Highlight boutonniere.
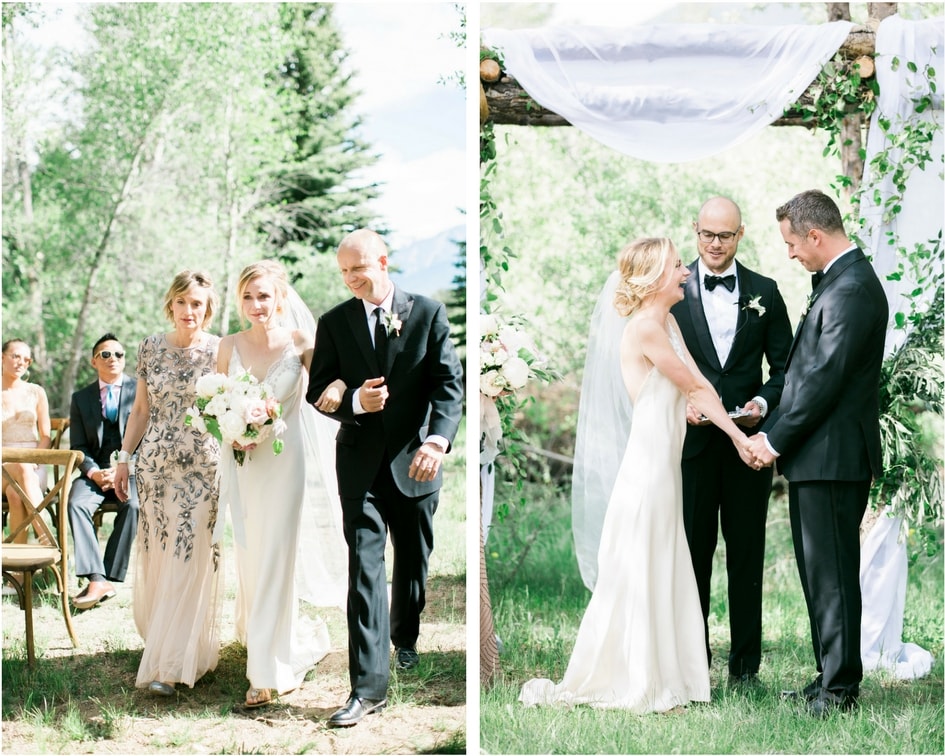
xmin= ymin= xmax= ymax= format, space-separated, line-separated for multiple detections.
xmin=738 ymin=294 xmax=766 ymax=317
xmin=799 ymin=292 xmax=819 ymax=321
xmin=384 ymin=311 xmax=402 ymax=337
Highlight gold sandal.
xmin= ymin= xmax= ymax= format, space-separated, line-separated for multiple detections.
xmin=245 ymin=687 xmax=272 ymax=708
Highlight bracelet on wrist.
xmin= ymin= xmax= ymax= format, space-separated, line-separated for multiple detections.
xmin=116 ymin=451 xmax=132 ymax=464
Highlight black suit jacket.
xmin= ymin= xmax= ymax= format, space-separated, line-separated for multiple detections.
xmin=69 ymin=374 xmax=138 ymax=477
xmin=306 ymin=286 xmax=465 ymax=500
xmin=671 ymin=260 xmax=793 ymax=458
xmin=763 ymin=248 xmax=887 ymax=482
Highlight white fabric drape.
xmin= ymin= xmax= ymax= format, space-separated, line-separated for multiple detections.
xmin=856 ymin=15 xmax=942 ymax=680
xmin=481 ymin=22 xmax=851 ymax=163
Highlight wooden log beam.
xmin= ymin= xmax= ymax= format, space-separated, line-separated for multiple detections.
xmin=482 ymin=26 xmax=877 ymax=129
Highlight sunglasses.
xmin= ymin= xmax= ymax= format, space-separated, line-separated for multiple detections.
xmin=95 ymin=350 xmax=125 ymax=360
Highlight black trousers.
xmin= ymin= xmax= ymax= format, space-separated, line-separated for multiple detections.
xmin=341 ymin=460 xmax=437 ymax=700
xmin=682 ymin=435 xmax=772 ymax=675
xmin=789 ymin=479 xmax=869 ymax=697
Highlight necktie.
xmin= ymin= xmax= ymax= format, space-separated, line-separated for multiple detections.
xmin=104 ymin=384 xmax=119 ymax=423
xmin=373 ymin=307 xmax=388 ymax=367
xmin=704 ymin=274 xmax=736 ymax=292
xmin=811 ymin=271 xmax=825 ymax=290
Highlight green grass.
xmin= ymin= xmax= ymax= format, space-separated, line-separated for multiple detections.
xmin=2 ymin=417 xmax=467 ymax=754
xmin=482 ymin=477 xmax=945 ymax=754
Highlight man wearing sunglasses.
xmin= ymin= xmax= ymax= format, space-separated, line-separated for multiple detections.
xmin=68 ymin=333 xmax=139 ymax=610
xmin=670 ymin=196 xmax=793 ymax=686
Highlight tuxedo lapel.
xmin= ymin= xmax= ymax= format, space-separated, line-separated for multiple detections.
xmin=343 ymin=298 xmax=381 ymax=375
xmin=724 ymin=262 xmax=751 ymax=370
xmin=785 ymin=248 xmax=864 ymax=368
xmin=685 ymin=262 xmax=723 ymax=372
xmin=383 ymin=287 xmax=415 ymax=374
xmin=118 ymin=376 xmax=134 ymax=434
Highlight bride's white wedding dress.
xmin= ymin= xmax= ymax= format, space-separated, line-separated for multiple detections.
xmin=521 ymin=327 xmax=710 ymax=712
xmin=228 ymin=342 xmax=344 ymax=694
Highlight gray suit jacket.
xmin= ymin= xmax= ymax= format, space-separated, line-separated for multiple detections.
xmin=763 ymin=249 xmax=887 ymax=482
xmin=69 ymin=375 xmax=138 ymax=477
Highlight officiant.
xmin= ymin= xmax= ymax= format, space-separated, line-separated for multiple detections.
xmin=670 ymin=196 xmax=793 ymax=684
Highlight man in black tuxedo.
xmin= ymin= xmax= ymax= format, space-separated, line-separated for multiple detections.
xmin=68 ymin=333 xmax=139 ymax=610
xmin=749 ymin=189 xmax=887 ymax=716
xmin=307 ymin=229 xmax=464 ymax=727
xmin=671 ymin=197 xmax=793 ymax=684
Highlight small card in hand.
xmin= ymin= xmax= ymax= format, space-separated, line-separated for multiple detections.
xmin=700 ymin=406 xmax=752 ymax=422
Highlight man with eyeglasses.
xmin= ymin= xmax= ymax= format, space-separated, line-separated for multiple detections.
xmin=670 ymin=196 xmax=793 ymax=686
xmin=68 ymin=333 xmax=139 ymax=610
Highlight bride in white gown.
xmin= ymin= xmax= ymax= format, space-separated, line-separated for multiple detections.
xmin=521 ymin=237 xmax=756 ymax=712
xmin=217 ymin=260 xmax=347 ymax=708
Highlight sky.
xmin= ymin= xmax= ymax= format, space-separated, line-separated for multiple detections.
xmin=19 ymin=2 xmax=466 ymax=250
xmin=333 ymin=3 xmax=465 ymax=248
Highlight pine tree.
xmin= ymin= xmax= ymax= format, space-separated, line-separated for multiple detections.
xmin=258 ymin=3 xmax=382 ymax=268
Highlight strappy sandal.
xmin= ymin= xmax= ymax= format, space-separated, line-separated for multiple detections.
xmin=245 ymin=687 xmax=272 ymax=708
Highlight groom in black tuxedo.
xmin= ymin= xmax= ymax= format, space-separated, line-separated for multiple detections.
xmin=749 ymin=189 xmax=887 ymax=716
xmin=671 ymin=197 xmax=793 ymax=683
xmin=307 ymin=228 xmax=464 ymax=727
xmin=68 ymin=333 xmax=139 ymax=610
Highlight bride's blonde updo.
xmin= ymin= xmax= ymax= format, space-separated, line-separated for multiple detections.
xmin=613 ymin=237 xmax=676 ymax=317
xmin=236 ymin=259 xmax=290 ymax=325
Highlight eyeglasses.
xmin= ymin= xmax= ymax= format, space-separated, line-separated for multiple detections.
xmin=95 ymin=350 xmax=125 ymax=360
xmin=697 ymin=229 xmax=739 ymax=244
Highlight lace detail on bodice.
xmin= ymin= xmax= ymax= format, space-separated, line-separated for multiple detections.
xmin=231 ymin=341 xmax=303 ymax=412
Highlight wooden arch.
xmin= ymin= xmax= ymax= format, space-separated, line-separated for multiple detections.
xmin=479 ymin=3 xmax=899 ymax=191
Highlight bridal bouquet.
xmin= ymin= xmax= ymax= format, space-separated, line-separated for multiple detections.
xmin=185 ymin=370 xmax=285 ymax=465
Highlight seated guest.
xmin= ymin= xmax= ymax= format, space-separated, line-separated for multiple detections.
xmin=68 ymin=333 xmax=139 ymax=610
xmin=2 ymin=338 xmax=51 ymax=544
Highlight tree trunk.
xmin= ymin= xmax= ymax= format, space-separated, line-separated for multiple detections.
xmin=59 ymin=135 xmax=152 ymax=410
xmin=482 ymin=26 xmax=878 ymax=128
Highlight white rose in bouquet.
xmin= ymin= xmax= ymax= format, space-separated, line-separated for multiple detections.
xmin=502 ymin=356 xmax=530 ymax=389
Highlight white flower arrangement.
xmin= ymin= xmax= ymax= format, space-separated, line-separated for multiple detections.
xmin=479 ymin=313 xmax=546 ymax=397
xmin=185 ymin=370 xmax=286 ymax=465
xmin=480 ymin=312 xmax=554 ymax=466
xmin=384 ymin=311 xmax=403 ymax=337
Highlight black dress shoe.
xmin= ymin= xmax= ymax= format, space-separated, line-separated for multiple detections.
xmin=328 ymin=696 xmax=387 ymax=727
xmin=727 ymin=672 xmax=760 ymax=688
xmin=780 ymin=676 xmax=822 ymax=701
xmin=395 ymin=646 xmax=419 ymax=670
xmin=808 ymin=690 xmax=858 ymax=718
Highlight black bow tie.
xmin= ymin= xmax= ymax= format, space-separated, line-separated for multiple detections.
xmin=811 ymin=271 xmax=825 ymax=290
xmin=704 ymin=274 xmax=736 ymax=292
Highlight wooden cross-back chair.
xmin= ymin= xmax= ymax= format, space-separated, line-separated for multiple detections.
xmin=2 ymin=447 xmax=84 ymax=667
xmin=1 ymin=417 xmax=70 ymax=532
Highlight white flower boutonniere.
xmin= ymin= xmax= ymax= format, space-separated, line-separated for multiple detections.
xmin=740 ymin=294 xmax=766 ymax=317
xmin=384 ymin=311 xmax=402 ymax=337
xmin=800 ymin=292 xmax=819 ymax=321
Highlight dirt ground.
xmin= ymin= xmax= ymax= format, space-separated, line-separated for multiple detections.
xmin=2 ymin=549 xmax=467 ymax=755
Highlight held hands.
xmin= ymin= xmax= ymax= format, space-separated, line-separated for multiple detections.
xmin=358 ymin=377 xmax=388 ymax=413
xmin=409 ymin=441 xmax=445 ymax=483
xmin=746 ymin=434 xmax=776 ymax=470
xmin=92 ymin=467 xmax=116 ymax=493
xmin=314 ymin=378 xmax=347 ymax=413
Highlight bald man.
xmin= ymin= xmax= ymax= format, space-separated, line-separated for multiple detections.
xmin=670 ymin=197 xmax=793 ymax=684
xmin=307 ymin=229 xmax=464 ymax=726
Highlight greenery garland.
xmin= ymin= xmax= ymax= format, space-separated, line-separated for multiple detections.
xmin=803 ymin=52 xmax=943 ymax=556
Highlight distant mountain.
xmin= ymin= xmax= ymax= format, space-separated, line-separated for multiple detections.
xmin=389 ymin=225 xmax=465 ymax=298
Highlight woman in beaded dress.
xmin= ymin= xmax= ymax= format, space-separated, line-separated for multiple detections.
xmin=114 ymin=270 xmax=222 ymax=696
